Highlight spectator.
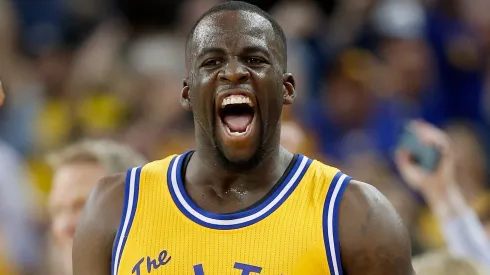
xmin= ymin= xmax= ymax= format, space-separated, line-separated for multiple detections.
xmin=0 ymin=81 xmax=42 ymax=275
xmin=46 ymin=140 xmax=146 ymax=275
xmin=396 ymin=120 xmax=490 ymax=266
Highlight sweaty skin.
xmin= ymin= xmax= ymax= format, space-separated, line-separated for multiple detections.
xmin=73 ymin=9 xmax=415 ymax=275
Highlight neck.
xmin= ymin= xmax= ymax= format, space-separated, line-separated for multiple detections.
xmin=187 ymin=143 xmax=293 ymax=195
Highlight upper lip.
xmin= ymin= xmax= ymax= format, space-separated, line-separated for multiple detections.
xmin=216 ymin=87 xmax=257 ymax=112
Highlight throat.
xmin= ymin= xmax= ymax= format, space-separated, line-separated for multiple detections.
xmin=181 ymin=149 xmax=297 ymax=214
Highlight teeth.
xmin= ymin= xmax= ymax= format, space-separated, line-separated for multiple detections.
xmin=221 ymin=95 xmax=253 ymax=108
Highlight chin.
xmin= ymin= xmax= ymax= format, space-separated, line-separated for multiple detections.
xmin=223 ymin=149 xmax=256 ymax=163
xmin=216 ymin=143 xmax=263 ymax=172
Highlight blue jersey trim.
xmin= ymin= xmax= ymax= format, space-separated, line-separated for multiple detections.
xmin=333 ymin=175 xmax=350 ymax=274
xmin=175 ymin=151 xmax=303 ymax=220
xmin=111 ymin=166 xmax=142 ymax=275
xmin=111 ymin=169 xmax=132 ymax=275
xmin=167 ymin=151 xmax=312 ymax=230
xmin=119 ymin=167 xmax=141 ymax=266
xmin=322 ymin=171 xmax=351 ymax=275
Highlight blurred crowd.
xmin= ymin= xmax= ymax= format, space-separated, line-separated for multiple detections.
xmin=1 ymin=0 xmax=490 ymax=274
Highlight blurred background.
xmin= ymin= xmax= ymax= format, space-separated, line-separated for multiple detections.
xmin=1 ymin=0 xmax=490 ymax=274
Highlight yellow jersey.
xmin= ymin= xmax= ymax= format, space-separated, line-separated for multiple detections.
xmin=112 ymin=151 xmax=351 ymax=275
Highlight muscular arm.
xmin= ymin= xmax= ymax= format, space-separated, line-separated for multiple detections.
xmin=339 ymin=180 xmax=415 ymax=274
xmin=73 ymin=174 xmax=125 ymax=275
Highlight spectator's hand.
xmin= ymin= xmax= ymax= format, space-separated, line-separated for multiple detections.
xmin=395 ymin=121 xmax=457 ymax=202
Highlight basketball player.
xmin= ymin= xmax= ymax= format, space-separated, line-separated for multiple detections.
xmin=73 ymin=1 xmax=415 ymax=274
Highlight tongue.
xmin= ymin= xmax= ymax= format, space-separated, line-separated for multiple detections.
xmin=222 ymin=114 xmax=253 ymax=132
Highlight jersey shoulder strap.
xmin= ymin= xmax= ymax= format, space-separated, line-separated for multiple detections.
xmin=312 ymin=160 xmax=352 ymax=275
xmin=111 ymin=154 xmax=177 ymax=275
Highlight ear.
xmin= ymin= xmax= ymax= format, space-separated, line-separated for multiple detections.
xmin=181 ymin=78 xmax=192 ymax=111
xmin=282 ymin=73 xmax=296 ymax=105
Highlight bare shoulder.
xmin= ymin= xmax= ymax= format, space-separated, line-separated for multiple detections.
xmin=73 ymin=173 xmax=126 ymax=275
xmin=339 ymin=180 xmax=415 ymax=275
xmin=81 ymin=173 xmax=126 ymax=228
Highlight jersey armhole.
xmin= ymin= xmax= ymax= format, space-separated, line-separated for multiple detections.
xmin=111 ymin=166 xmax=142 ymax=275
xmin=322 ymin=171 xmax=352 ymax=275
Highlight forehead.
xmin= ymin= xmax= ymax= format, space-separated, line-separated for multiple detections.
xmin=49 ymin=162 xmax=107 ymax=205
xmin=191 ymin=10 xmax=277 ymax=55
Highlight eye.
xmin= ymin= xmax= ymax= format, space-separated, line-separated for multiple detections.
xmin=202 ymin=59 xmax=223 ymax=68
xmin=244 ymin=57 xmax=265 ymax=64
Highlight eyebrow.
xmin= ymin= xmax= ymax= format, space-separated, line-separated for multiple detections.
xmin=196 ymin=47 xmax=227 ymax=61
xmin=242 ymin=45 xmax=271 ymax=59
xmin=196 ymin=45 xmax=272 ymax=61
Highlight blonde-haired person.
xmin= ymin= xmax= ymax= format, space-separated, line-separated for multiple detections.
xmin=413 ymin=251 xmax=489 ymax=275
xmin=47 ymin=140 xmax=146 ymax=275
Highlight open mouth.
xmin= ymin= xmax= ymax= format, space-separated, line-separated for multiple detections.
xmin=218 ymin=94 xmax=255 ymax=136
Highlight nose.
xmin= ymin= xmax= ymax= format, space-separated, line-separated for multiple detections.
xmin=218 ymin=58 xmax=250 ymax=84
xmin=52 ymin=213 xmax=78 ymax=244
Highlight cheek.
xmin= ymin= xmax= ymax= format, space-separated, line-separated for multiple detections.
xmin=190 ymin=75 xmax=216 ymax=125
xmin=272 ymin=80 xmax=286 ymax=113
xmin=258 ymin=69 xmax=281 ymax=89
xmin=258 ymin=79 xmax=283 ymax=120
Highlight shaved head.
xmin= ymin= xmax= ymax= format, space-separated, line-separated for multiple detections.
xmin=186 ymin=1 xmax=287 ymax=71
